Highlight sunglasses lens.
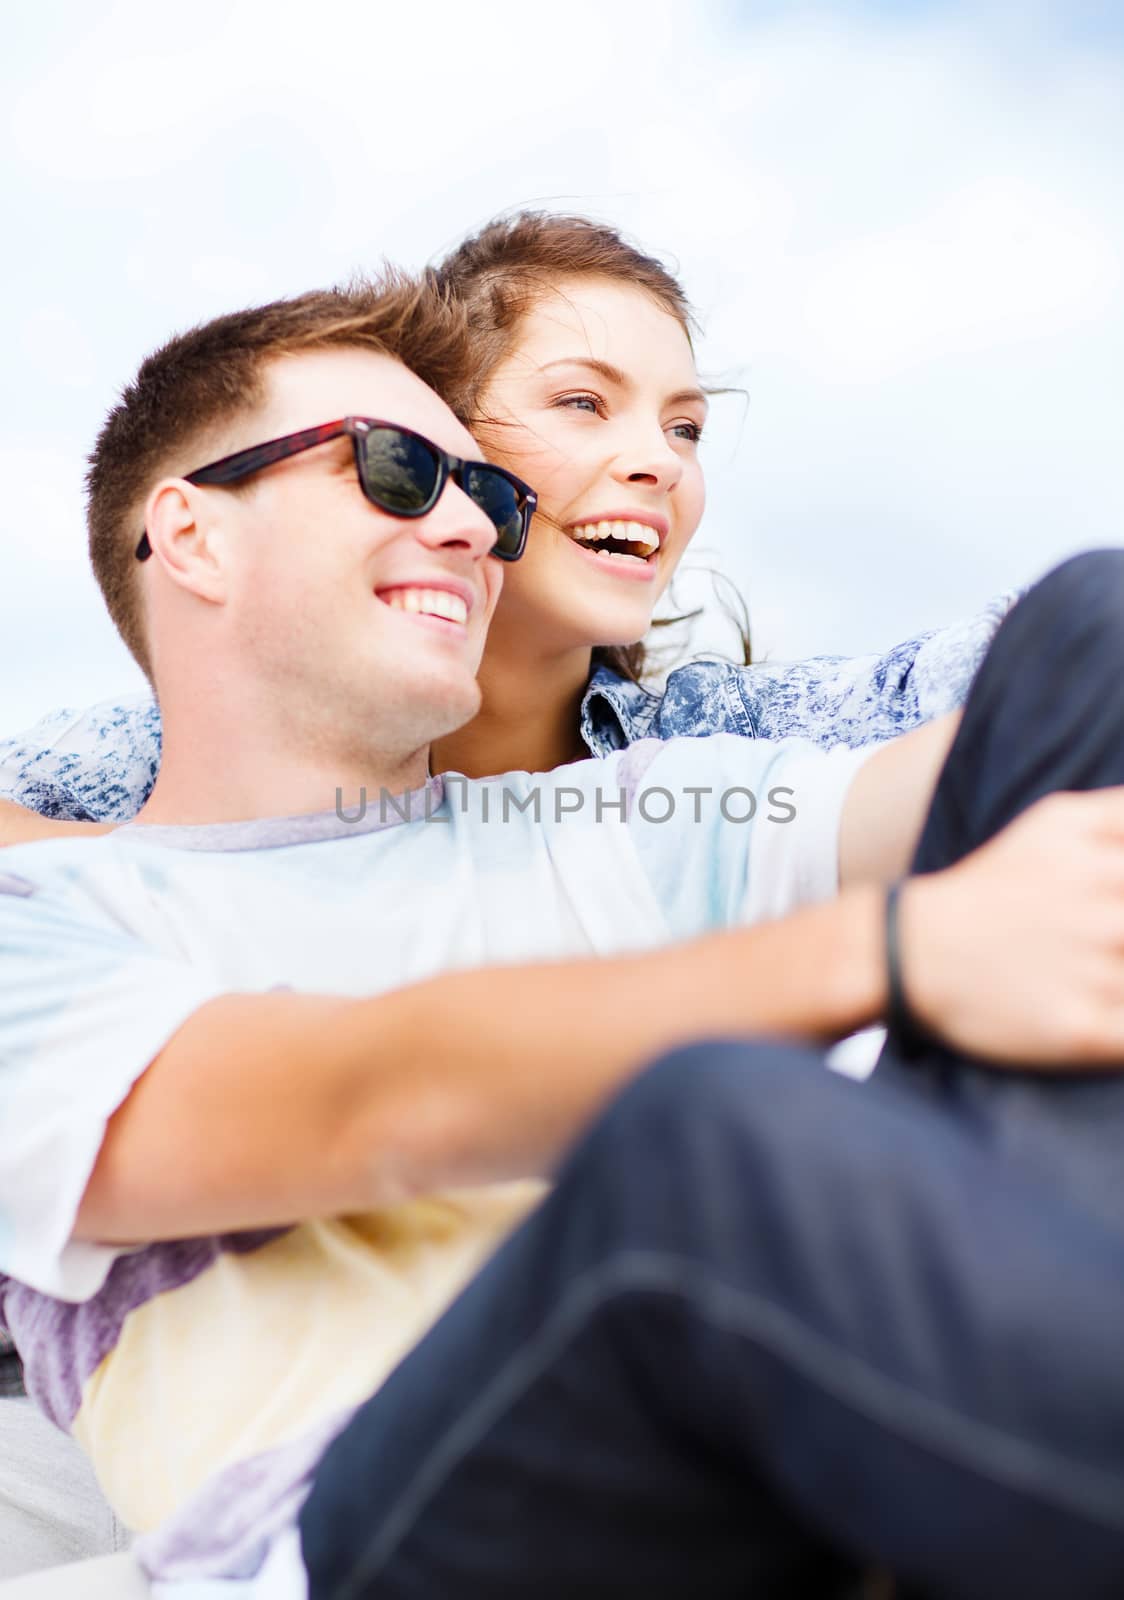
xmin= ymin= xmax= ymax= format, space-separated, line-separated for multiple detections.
xmin=360 ymin=428 xmax=441 ymax=514
xmin=463 ymin=467 xmax=527 ymax=559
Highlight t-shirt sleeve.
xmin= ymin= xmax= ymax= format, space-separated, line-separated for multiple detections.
xmin=0 ymin=868 xmax=226 ymax=1301
xmin=0 ymin=696 xmax=162 ymax=822
xmin=602 ymin=733 xmax=878 ymax=937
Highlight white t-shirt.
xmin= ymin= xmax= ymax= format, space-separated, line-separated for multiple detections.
xmin=0 ymin=733 xmax=871 ymax=1594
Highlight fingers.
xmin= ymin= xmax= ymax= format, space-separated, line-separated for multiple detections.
xmin=1033 ymin=787 xmax=1124 ymax=841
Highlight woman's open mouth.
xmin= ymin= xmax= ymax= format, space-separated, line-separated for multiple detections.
xmin=563 ymin=520 xmax=661 ymax=576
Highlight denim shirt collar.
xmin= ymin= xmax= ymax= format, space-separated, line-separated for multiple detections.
xmin=579 ymin=665 xmax=661 ymax=756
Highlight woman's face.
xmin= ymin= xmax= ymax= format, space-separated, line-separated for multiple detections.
xmin=472 ymin=277 xmax=707 ymax=655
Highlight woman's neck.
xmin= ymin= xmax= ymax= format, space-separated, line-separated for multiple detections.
xmin=433 ymin=642 xmax=594 ymax=779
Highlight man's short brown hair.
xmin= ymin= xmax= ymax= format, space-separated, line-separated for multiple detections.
xmin=87 ymin=270 xmax=469 ymax=685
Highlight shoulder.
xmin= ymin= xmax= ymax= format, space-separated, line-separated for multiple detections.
xmin=583 ymin=661 xmax=754 ymax=749
xmin=596 ymin=729 xmax=855 ymax=798
xmin=0 ymin=832 xmax=129 ymax=908
xmin=655 ymin=661 xmax=755 ymax=737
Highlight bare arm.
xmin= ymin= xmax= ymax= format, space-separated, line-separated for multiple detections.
xmin=75 ymin=885 xmax=887 ymax=1244
xmin=0 ymin=799 xmax=113 ymax=844
xmin=838 ymin=712 xmax=960 ymax=888
xmin=74 ymin=776 xmax=1124 ymax=1249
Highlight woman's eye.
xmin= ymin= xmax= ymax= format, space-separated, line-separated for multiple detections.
xmin=670 ymin=420 xmax=704 ymax=444
xmin=555 ymin=393 xmax=602 ymax=415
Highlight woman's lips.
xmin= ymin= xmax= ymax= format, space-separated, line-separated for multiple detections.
xmin=560 ymin=514 xmax=665 ymax=582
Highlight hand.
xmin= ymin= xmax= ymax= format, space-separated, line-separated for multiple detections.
xmin=903 ymin=789 xmax=1124 ymax=1066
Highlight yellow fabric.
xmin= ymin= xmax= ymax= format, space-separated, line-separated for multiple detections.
xmin=72 ymin=1182 xmax=546 ymax=1530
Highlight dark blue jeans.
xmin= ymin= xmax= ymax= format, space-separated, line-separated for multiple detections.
xmin=301 ymin=553 xmax=1124 ymax=1599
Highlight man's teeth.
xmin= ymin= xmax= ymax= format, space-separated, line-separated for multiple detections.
xmin=383 ymin=588 xmax=468 ymax=624
xmin=568 ymin=520 xmax=660 ymax=557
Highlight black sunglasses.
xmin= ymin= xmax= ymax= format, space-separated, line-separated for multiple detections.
xmin=135 ymin=416 xmax=536 ymax=563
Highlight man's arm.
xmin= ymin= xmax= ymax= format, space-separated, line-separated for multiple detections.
xmin=76 ymin=782 xmax=1124 ymax=1246
xmin=0 ymin=799 xmax=112 ymax=843
xmin=74 ymin=886 xmax=887 ymax=1244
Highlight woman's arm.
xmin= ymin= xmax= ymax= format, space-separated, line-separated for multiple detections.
xmin=0 ymin=695 xmax=161 ymax=835
xmin=735 ymin=593 xmax=1020 ymax=747
xmin=0 ymin=799 xmax=113 ymax=844
xmin=839 ymin=713 xmax=960 ymax=887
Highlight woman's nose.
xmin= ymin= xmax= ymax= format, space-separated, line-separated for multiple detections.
xmin=611 ymin=428 xmax=683 ymax=493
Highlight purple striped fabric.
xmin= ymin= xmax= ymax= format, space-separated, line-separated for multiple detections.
xmin=134 ymin=1406 xmax=355 ymax=1582
xmin=0 ymin=1229 xmax=287 ymax=1427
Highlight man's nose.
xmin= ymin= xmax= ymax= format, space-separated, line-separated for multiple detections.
xmin=413 ymin=480 xmax=499 ymax=560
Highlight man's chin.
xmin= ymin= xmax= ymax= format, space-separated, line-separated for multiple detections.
xmin=419 ymin=675 xmax=483 ymax=744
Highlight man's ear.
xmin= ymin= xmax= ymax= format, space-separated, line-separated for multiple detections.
xmin=141 ymin=479 xmax=229 ymax=603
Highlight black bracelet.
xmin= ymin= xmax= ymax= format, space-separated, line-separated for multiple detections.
xmin=885 ymin=881 xmax=935 ymax=1059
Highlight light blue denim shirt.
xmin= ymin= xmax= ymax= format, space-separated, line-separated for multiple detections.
xmin=0 ymin=594 xmax=1016 ymax=825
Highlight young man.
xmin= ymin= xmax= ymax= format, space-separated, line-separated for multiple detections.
xmin=1 ymin=277 xmax=1123 ymax=1600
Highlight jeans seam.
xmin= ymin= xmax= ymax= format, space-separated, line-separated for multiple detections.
xmin=324 ymin=1248 xmax=1124 ymax=1598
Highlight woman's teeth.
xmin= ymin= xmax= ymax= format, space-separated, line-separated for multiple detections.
xmin=567 ymin=520 xmax=660 ymax=559
xmin=383 ymin=588 xmax=468 ymax=624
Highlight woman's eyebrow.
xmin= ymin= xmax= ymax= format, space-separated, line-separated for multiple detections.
xmin=539 ymin=356 xmax=628 ymax=386
xmin=538 ymin=356 xmax=708 ymax=410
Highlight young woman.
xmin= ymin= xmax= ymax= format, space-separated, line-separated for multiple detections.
xmin=0 ymin=211 xmax=1010 ymax=833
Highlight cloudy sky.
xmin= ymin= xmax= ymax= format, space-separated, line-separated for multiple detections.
xmin=2 ymin=0 xmax=1122 ymax=729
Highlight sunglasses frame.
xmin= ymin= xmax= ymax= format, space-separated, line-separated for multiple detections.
xmin=135 ymin=416 xmax=536 ymax=562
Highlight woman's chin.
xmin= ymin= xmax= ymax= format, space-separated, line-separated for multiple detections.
xmin=571 ymin=601 xmax=656 ymax=652
xmin=593 ymin=629 xmax=648 ymax=651
xmin=488 ymin=597 xmax=656 ymax=658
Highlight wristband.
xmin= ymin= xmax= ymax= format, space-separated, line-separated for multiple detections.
xmin=885 ymin=881 xmax=936 ymax=1059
